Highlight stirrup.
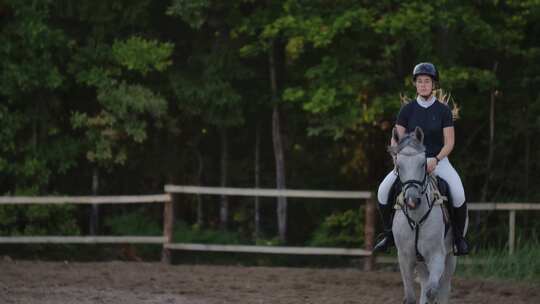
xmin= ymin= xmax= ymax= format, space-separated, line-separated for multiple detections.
xmin=373 ymin=233 xmax=394 ymax=253
xmin=453 ymin=237 xmax=469 ymax=256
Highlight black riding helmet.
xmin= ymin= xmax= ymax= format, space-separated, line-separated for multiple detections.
xmin=412 ymin=62 xmax=439 ymax=82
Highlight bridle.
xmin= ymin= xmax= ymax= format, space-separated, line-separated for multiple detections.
xmin=395 ymin=148 xmax=435 ymax=262
xmin=395 ymin=150 xmax=428 ymax=196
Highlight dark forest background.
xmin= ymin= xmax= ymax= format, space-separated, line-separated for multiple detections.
xmin=1 ymin=1 xmax=539 ymax=256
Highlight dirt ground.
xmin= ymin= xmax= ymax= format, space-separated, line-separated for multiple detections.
xmin=0 ymin=260 xmax=538 ymax=304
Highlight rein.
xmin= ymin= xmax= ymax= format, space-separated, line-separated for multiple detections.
xmin=396 ymin=148 xmax=434 ymax=262
xmin=393 ymin=133 xmax=443 ymax=262
xmin=402 ymin=189 xmax=436 ymax=262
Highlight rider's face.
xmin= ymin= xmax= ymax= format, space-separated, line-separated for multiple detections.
xmin=415 ymin=75 xmax=433 ymax=97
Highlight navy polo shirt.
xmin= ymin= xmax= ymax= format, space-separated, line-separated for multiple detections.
xmin=396 ymin=100 xmax=453 ymax=157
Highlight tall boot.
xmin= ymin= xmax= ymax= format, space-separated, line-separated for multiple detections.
xmin=452 ymin=203 xmax=470 ymax=256
xmin=373 ymin=202 xmax=395 ymax=253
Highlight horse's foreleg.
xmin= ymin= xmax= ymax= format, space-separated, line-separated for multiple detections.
xmin=398 ymin=254 xmax=417 ymax=304
xmin=417 ymin=263 xmax=429 ymax=304
xmin=437 ymin=255 xmax=457 ymax=304
xmin=425 ymin=254 xmax=445 ymax=303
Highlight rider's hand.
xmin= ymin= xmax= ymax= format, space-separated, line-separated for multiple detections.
xmin=427 ymin=158 xmax=438 ymax=173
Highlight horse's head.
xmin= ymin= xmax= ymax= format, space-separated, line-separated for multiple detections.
xmin=388 ymin=127 xmax=427 ymax=209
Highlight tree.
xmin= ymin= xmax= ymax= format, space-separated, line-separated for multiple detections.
xmin=168 ymin=0 xmax=249 ymax=230
xmin=63 ymin=1 xmax=172 ymax=233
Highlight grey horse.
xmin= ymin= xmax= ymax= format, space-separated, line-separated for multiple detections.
xmin=389 ymin=127 xmax=462 ymax=304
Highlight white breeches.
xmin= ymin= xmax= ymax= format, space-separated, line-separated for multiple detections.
xmin=377 ymin=157 xmax=466 ymax=208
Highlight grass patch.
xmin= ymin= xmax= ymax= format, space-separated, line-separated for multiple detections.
xmin=457 ymin=242 xmax=540 ymax=283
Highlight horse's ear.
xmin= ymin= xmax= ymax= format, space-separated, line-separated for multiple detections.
xmin=387 ymin=127 xmax=399 ymax=157
xmin=414 ymin=127 xmax=424 ymax=144
xmin=392 ymin=127 xmax=400 ymax=144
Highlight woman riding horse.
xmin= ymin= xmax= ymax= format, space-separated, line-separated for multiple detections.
xmin=375 ymin=62 xmax=469 ymax=256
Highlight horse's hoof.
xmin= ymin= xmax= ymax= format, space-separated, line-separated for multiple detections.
xmin=426 ymin=287 xmax=438 ymax=302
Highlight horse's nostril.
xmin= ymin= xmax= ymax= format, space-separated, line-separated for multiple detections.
xmin=406 ymin=197 xmax=416 ymax=209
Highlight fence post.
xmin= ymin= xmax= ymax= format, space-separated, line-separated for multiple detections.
xmin=509 ymin=210 xmax=516 ymax=255
xmin=363 ymin=195 xmax=376 ymax=271
xmin=161 ymin=193 xmax=174 ymax=264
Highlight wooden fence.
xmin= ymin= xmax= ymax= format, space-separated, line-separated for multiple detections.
xmin=0 ymin=194 xmax=173 ymax=262
xmin=0 ymin=187 xmax=539 ymax=266
xmin=0 ymin=187 xmax=377 ymax=269
xmin=468 ymin=202 xmax=540 ymax=254
xmin=163 ymin=185 xmax=377 ymax=270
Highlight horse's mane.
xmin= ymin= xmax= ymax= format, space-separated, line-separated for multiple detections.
xmin=387 ymin=132 xmax=426 ymax=156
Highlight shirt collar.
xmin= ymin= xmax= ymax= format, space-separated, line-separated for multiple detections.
xmin=416 ymin=95 xmax=436 ymax=108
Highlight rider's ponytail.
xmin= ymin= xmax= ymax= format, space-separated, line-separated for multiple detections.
xmin=434 ymin=89 xmax=460 ymax=121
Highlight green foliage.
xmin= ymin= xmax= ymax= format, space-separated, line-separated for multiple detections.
xmin=173 ymin=221 xmax=245 ymax=244
xmin=0 ymin=204 xmax=79 ymax=236
xmin=104 ymin=209 xmax=162 ymax=257
xmin=0 ymin=105 xmax=23 ymax=172
xmin=71 ymin=37 xmax=169 ymax=166
xmin=255 ymin=237 xmax=285 ymax=246
xmin=0 ymin=0 xmax=67 ymax=96
xmin=112 ymin=36 xmax=174 ymax=75
xmin=166 ymin=0 xmax=210 ymax=29
xmin=309 ymin=209 xmax=364 ymax=247
xmin=264 ymin=6 xmax=373 ymax=49
xmin=105 ymin=209 xmax=161 ymax=236
xmin=443 ymin=66 xmax=498 ymax=92
xmin=0 ymin=198 xmax=81 ymax=259
xmin=170 ymin=50 xmax=247 ymax=127
xmin=71 ymin=82 xmax=167 ymax=166
xmin=1 ymin=0 xmax=540 ymax=262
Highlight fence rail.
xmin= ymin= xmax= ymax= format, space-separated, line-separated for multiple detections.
xmin=0 ymin=236 xmax=166 ymax=244
xmin=0 ymin=194 xmax=171 ymax=205
xmin=0 ymin=193 xmax=173 ymax=262
xmin=0 ymin=187 xmax=537 ymax=263
xmin=164 ymin=243 xmax=371 ymax=256
xmin=164 ymin=185 xmax=376 ymax=270
xmin=468 ymin=202 xmax=540 ymax=210
xmin=467 ymin=202 xmax=540 ymax=254
xmin=165 ymin=185 xmax=371 ymax=199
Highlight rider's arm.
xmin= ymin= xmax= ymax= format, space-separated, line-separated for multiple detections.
xmin=436 ymin=126 xmax=455 ymax=161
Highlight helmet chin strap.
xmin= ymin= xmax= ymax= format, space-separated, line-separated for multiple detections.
xmin=418 ymin=93 xmax=433 ymax=99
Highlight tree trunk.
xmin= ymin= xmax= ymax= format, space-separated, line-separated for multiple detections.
xmin=254 ymin=121 xmax=261 ymax=240
xmin=523 ymin=104 xmax=530 ymax=200
xmin=90 ymin=167 xmax=99 ymax=235
xmin=273 ymin=106 xmax=287 ymax=242
xmin=219 ymin=128 xmax=229 ymax=230
xmin=196 ymin=149 xmax=204 ymax=227
xmin=269 ymin=40 xmax=287 ymax=242
xmin=480 ymin=61 xmax=498 ymax=202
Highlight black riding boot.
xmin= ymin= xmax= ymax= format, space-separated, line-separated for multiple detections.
xmin=373 ymin=202 xmax=395 ymax=253
xmin=452 ymin=203 xmax=470 ymax=256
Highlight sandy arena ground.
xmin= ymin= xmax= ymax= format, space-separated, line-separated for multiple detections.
xmin=0 ymin=260 xmax=538 ymax=304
